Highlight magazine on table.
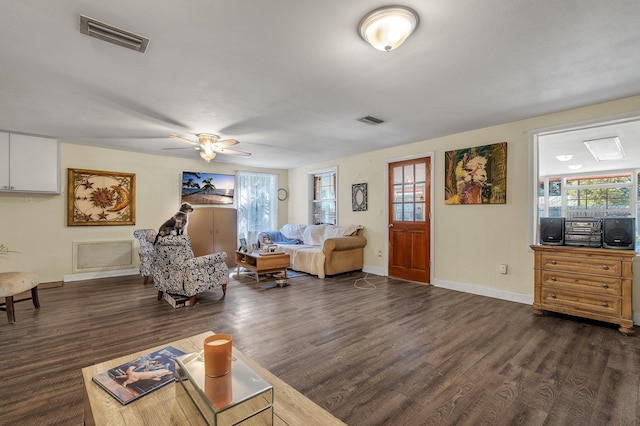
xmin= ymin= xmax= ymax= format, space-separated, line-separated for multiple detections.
xmin=92 ymin=346 xmax=186 ymax=405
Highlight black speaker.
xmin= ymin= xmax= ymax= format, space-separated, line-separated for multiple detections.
xmin=602 ymin=217 xmax=635 ymax=250
xmin=540 ymin=217 xmax=565 ymax=245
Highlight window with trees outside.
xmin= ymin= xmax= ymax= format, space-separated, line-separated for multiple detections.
xmin=236 ymin=171 xmax=278 ymax=247
xmin=534 ymin=116 xmax=640 ymax=251
xmin=310 ymin=168 xmax=337 ymax=225
xmin=538 ymin=172 xmax=639 ymax=249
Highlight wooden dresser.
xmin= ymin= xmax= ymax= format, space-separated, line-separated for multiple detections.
xmin=531 ymin=245 xmax=636 ymax=335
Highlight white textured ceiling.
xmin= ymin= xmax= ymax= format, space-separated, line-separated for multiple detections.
xmin=1 ymin=1 xmax=640 ymax=169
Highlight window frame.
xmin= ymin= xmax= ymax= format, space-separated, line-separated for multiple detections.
xmin=529 ymin=113 xmax=640 ymax=249
xmin=308 ymin=166 xmax=338 ymax=225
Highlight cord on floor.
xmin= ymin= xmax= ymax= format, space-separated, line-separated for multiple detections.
xmin=353 ymin=273 xmax=386 ymax=289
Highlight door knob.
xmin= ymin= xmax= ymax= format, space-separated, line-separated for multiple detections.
xmin=388 ymin=224 xmax=394 ymax=228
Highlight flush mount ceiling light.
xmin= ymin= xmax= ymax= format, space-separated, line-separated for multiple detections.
xmin=359 ymin=5 xmax=419 ymax=52
xmin=583 ymin=137 xmax=625 ymax=161
xmin=556 ymin=154 xmax=573 ymax=161
xmin=568 ymin=164 xmax=583 ymax=170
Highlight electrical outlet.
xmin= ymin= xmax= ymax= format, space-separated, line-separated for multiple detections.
xmin=377 ymin=249 xmax=382 ymax=257
xmin=500 ymin=264 xmax=508 ymax=274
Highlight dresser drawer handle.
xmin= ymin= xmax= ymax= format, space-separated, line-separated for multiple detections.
xmin=549 ymin=260 xmax=557 ymax=265
xmin=551 ymin=276 xmax=557 ymax=282
xmin=602 ymin=283 xmax=609 ymax=289
xmin=602 ymin=302 xmax=609 ymax=307
xmin=602 ymin=265 xmax=609 ymax=270
xmin=551 ymin=293 xmax=556 ymax=299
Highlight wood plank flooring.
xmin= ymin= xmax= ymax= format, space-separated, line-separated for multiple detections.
xmin=1 ymin=271 xmax=639 ymax=425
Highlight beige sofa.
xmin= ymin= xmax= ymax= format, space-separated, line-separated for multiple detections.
xmin=257 ymin=224 xmax=367 ymax=278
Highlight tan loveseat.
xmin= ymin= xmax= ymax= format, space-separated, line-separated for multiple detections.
xmin=257 ymin=224 xmax=367 ymax=278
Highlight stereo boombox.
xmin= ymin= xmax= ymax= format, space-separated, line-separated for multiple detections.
xmin=564 ymin=218 xmax=602 ymax=247
xmin=540 ymin=217 xmax=636 ymax=250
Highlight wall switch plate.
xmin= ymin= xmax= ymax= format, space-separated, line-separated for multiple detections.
xmin=500 ymin=264 xmax=508 ymax=274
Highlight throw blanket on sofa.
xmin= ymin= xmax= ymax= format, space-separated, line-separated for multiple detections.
xmin=258 ymin=231 xmax=302 ymax=247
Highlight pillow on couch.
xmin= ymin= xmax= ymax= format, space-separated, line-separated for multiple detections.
xmin=280 ymin=224 xmax=306 ymax=241
xmin=302 ymin=224 xmax=328 ymax=245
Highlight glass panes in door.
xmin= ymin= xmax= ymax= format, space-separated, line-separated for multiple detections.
xmin=392 ymin=163 xmax=426 ymax=222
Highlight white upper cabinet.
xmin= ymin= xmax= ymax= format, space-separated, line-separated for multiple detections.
xmin=0 ymin=132 xmax=9 ymax=189
xmin=0 ymin=132 xmax=60 ymax=193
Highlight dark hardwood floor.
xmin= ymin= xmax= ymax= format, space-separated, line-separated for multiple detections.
xmin=1 ymin=270 xmax=639 ymax=425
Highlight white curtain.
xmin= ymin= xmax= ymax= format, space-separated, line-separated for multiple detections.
xmin=237 ymin=171 xmax=278 ymax=248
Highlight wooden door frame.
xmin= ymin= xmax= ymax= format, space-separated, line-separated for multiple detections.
xmin=384 ymin=152 xmax=435 ymax=282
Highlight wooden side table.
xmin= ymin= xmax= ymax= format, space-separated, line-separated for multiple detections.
xmin=234 ymin=251 xmax=290 ymax=282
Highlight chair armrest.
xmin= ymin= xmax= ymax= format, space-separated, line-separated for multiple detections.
xmin=185 ymin=251 xmax=227 ymax=268
xmin=323 ymin=235 xmax=367 ymax=252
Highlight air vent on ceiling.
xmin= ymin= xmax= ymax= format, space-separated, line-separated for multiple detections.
xmin=80 ymin=15 xmax=149 ymax=53
xmin=357 ymin=115 xmax=385 ymax=125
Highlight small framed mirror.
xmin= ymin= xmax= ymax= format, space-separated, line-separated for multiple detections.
xmin=352 ymin=183 xmax=368 ymax=211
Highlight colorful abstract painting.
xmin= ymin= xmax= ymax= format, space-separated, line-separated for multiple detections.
xmin=444 ymin=142 xmax=507 ymax=205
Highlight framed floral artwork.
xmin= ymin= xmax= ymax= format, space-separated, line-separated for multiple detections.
xmin=67 ymin=168 xmax=136 ymax=226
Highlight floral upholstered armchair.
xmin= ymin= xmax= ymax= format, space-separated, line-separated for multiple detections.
xmin=151 ymin=235 xmax=228 ymax=305
xmin=133 ymin=229 xmax=156 ymax=284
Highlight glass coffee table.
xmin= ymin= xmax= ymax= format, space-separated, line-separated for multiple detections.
xmin=176 ymin=350 xmax=273 ymax=425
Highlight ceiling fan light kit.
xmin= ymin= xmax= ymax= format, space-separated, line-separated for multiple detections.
xmin=199 ymin=150 xmax=217 ymax=162
xmin=169 ymin=133 xmax=251 ymax=162
xmin=359 ymin=5 xmax=419 ymax=52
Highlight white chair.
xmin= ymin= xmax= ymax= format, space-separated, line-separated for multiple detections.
xmin=0 ymin=272 xmax=40 ymax=324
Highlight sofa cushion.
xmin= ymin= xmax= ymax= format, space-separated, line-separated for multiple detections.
xmin=280 ymin=224 xmax=306 ymax=241
xmin=302 ymin=224 xmax=328 ymax=245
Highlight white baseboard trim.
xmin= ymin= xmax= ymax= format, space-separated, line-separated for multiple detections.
xmin=362 ymin=265 xmax=385 ymax=276
xmin=432 ymin=278 xmax=534 ymax=305
xmin=63 ymin=268 xmax=139 ymax=282
xmin=634 ymin=313 xmax=640 ymax=325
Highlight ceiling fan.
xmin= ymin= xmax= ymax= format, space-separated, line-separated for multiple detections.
xmin=168 ymin=133 xmax=251 ymax=162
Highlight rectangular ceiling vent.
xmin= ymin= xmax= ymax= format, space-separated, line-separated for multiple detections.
xmin=80 ymin=15 xmax=149 ymax=53
xmin=357 ymin=115 xmax=385 ymax=125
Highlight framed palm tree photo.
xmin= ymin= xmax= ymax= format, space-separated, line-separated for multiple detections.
xmin=181 ymin=172 xmax=236 ymax=205
xmin=67 ymin=168 xmax=136 ymax=226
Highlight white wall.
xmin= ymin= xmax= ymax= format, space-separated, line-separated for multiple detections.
xmin=3 ymin=96 xmax=640 ymax=320
xmin=288 ymin=95 xmax=640 ymax=316
xmin=0 ymin=143 xmax=288 ymax=283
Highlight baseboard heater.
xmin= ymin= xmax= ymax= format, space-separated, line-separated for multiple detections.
xmin=73 ymin=240 xmax=135 ymax=273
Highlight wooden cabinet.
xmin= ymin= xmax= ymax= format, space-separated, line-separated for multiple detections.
xmin=187 ymin=208 xmax=237 ymax=267
xmin=531 ymin=245 xmax=635 ymax=335
xmin=0 ymin=132 xmax=60 ymax=193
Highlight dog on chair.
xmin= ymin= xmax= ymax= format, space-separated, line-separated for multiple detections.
xmin=154 ymin=203 xmax=194 ymax=244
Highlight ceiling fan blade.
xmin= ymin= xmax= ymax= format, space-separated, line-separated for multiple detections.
xmin=170 ymin=134 xmax=199 ymax=146
xmin=215 ymin=138 xmax=239 ymax=147
xmin=162 ymin=146 xmax=199 ymax=150
xmin=217 ymin=147 xmax=251 ymax=157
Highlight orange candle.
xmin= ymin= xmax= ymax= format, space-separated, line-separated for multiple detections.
xmin=203 ymin=334 xmax=232 ymax=377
